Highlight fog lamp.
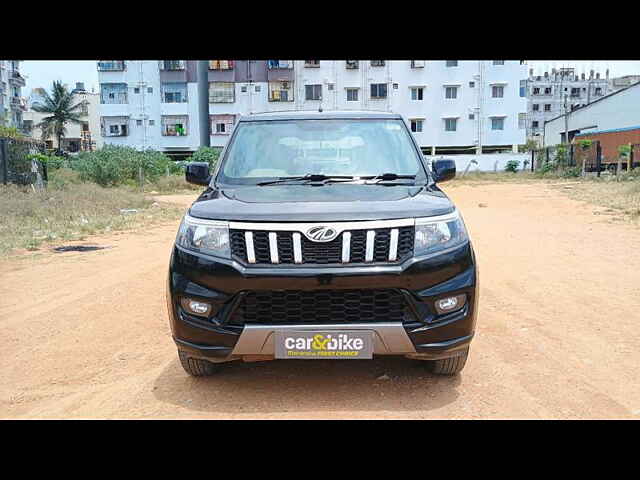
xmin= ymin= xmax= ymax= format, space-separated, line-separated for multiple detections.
xmin=180 ymin=298 xmax=212 ymax=317
xmin=434 ymin=294 xmax=466 ymax=315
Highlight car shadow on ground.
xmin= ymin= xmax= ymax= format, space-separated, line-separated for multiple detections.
xmin=152 ymin=356 xmax=462 ymax=416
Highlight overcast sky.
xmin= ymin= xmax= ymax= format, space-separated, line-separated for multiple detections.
xmin=19 ymin=60 xmax=640 ymax=95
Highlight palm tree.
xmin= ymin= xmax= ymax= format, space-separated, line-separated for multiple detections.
xmin=31 ymin=81 xmax=84 ymax=152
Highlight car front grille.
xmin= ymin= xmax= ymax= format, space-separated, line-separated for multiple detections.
xmin=229 ymin=223 xmax=414 ymax=266
xmin=228 ymin=289 xmax=410 ymax=325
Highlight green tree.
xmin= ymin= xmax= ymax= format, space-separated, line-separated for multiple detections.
xmin=31 ymin=81 xmax=84 ymax=151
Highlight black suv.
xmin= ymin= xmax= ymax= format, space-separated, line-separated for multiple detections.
xmin=167 ymin=111 xmax=478 ymax=376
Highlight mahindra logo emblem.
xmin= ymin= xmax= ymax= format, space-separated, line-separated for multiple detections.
xmin=305 ymin=226 xmax=338 ymax=242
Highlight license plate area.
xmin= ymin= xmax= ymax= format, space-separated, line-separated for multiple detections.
xmin=275 ymin=330 xmax=373 ymax=359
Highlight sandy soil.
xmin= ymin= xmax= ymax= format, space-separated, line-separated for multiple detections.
xmin=1 ymin=183 xmax=639 ymax=419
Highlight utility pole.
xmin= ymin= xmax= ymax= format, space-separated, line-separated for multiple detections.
xmin=197 ymin=60 xmax=210 ymax=147
xmin=563 ymin=93 xmax=569 ymax=144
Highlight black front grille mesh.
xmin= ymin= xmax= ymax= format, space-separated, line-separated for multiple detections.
xmin=230 ymin=226 xmax=414 ymax=265
xmin=228 ymin=289 xmax=409 ymax=325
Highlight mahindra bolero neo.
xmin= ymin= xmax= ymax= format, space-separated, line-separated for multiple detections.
xmin=167 ymin=111 xmax=478 ymax=376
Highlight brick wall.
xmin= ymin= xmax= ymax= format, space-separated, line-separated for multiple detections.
xmin=575 ymin=127 xmax=640 ymax=163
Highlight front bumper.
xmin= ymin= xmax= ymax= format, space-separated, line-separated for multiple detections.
xmin=167 ymin=242 xmax=478 ymax=362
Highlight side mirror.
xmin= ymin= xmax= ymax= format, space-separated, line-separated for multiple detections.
xmin=185 ymin=162 xmax=211 ymax=186
xmin=432 ymin=159 xmax=456 ymax=183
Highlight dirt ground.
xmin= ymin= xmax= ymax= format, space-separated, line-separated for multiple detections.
xmin=1 ymin=183 xmax=639 ymax=419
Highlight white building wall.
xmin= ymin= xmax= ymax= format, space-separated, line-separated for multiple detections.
xmin=543 ymin=83 xmax=640 ymax=146
xmin=98 ymin=60 xmax=527 ymax=154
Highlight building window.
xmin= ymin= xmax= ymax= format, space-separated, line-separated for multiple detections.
xmin=346 ymin=88 xmax=359 ymax=102
xmin=100 ymin=83 xmax=127 ymax=104
xmin=595 ymin=87 xmax=602 ymax=95
xmin=370 ymin=83 xmax=387 ymax=99
xmin=241 ymin=85 xmax=247 ymax=93
xmin=445 ymin=86 xmax=458 ymax=99
xmin=136 ymin=119 xmax=142 ymax=126
xmin=493 ymin=60 xmax=504 ymax=65
xmin=97 ymin=61 xmax=125 ymax=71
xmin=410 ymin=87 xmax=424 ymax=100
xmin=209 ymin=82 xmax=235 ymax=103
xmin=393 ymin=83 xmax=398 ymax=89
xmin=571 ymin=87 xmax=580 ymax=97
xmin=532 ymin=121 xmax=539 ymax=129
xmin=304 ymin=60 xmax=320 ymax=68
xmin=469 ymin=81 xmax=475 ymax=88
xmin=161 ymin=82 xmax=188 ymax=103
xmin=345 ymin=60 xmax=359 ymax=69
xmin=492 ymin=85 xmax=504 ymax=98
xmin=305 ymin=84 xmax=322 ymax=101
xmin=255 ymin=85 xmax=261 ymax=93
xmin=532 ymin=104 xmax=539 ymax=111
xmin=210 ymin=114 xmax=235 ymax=135
xmin=469 ymin=113 xmax=475 ymax=120
xmin=268 ymin=81 xmax=294 ymax=102
xmin=328 ymin=83 xmax=334 ymax=91
xmin=518 ymin=113 xmax=526 ymax=129
xmin=446 ymin=61 xmax=458 ymax=67
xmin=491 ymin=117 xmax=505 ymax=130
xmin=159 ymin=60 xmax=185 ymax=71
xmin=411 ymin=60 xmax=425 ymax=68
xmin=267 ymin=60 xmax=292 ymax=69
xmin=370 ymin=60 xmax=385 ymax=67
xmin=544 ymin=87 xmax=552 ymax=95
xmin=101 ymin=116 xmax=129 ymax=137
xmin=410 ymin=119 xmax=423 ymax=132
xmin=209 ymin=60 xmax=234 ymax=70
xmin=134 ymin=87 xmax=140 ymax=94
xmin=147 ymin=87 xmax=153 ymax=94
xmin=520 ymin=80 xmax=526 ymax=97
xmin=149 ymin=120 xmax=155 ymax=126
xmin=161 ymin=115 xmax=188 ymax=136
xmin=533 ymin=87 xmax=540 ymax=95
xmin=544 ymin=104 xmax=551 ymax=112
xmin=444 ymin=118 xmax=457 ymax=131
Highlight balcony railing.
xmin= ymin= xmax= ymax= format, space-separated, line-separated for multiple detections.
xmin=98 ymin=61 xmax=125 ymax=71
xmin=160 ymin=61 xmax=185 ymax=71
xmin=267 ymin=60 xmax=293 ymax=69
xmin=9 ymin=71 xmax=25 ymax=86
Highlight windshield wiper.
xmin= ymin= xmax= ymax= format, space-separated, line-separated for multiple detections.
xmin=257 ymin=174 xmax=354 ymax=186
xmin=361 ymin=173 xmax=417 ymax=184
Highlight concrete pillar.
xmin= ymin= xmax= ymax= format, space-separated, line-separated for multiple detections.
xmin=512 ymin=144 xmax=519 ymax=153
xmin=431 ymin=146 xmax=436 ymax=155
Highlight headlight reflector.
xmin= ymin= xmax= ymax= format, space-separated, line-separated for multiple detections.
xmin=414 ymin=210 xmax=468 ymax=256
xmin=176 ymin=214 xmax=230 ymax=258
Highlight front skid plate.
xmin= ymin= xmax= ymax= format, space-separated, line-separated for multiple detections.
xmin=230 ymin=323 xmax=417 ymax=356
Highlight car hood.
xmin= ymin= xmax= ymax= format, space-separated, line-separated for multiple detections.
xmin=188 ymin=184 xmax=454 ymax=222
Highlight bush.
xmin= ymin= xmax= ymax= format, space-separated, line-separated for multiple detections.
xmin=27 ymin=153 xmax=67 ymax=170
xmin=190 ymin=146 xmax=220 ymax=169
xmin=70 ymin=145 xmax=176 ymax=187
xmin=504 ymin=160 xmax=520 ymax=173
xmin=539 ymin=160 xmax=557 ymax=175
xmin=561 ymin=167 xmax=582 ymax=178
xmin=47 ymin=168 xmax=82 ymax=189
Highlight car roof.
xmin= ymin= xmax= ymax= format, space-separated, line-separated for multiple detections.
xmin=238 ymin=110 xmax=403 ymax=122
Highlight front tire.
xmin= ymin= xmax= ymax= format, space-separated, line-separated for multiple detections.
xmin=428 ymin=348 xmax=469 ymax=375
xmin=178 ymin=351 xmax=220 ymax=377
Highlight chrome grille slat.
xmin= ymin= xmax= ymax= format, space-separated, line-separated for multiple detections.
xmin=292 ymin=232 xmax=302 ymax=264
xmin=365 ymin=230 xmax=375 ymax=262
xmin=388 ymin=228 xmax=399 ymax=261
xmin=268 ymin=232 xmax=279 ymax=263
xmin=342 ymin=231 xmax=351 ymax=263
xmin=245 ymin=231 xmax=256 ymax=264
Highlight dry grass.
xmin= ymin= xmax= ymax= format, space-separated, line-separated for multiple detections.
xmin=147 ymin=174 xmax=202 ymax=194
xmin=0 ymin=182 xmax=185 ymax=256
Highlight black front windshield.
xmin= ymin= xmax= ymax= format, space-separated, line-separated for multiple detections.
xmin=216 ymin=119 xmax=427 ymax=185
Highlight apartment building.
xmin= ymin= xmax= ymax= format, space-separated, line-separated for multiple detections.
xmin=526 ymin=67 xmax=611 ymax=142
xmin=0 ymin=60 xmax=27 ymax=129
xmin=97 ymin=60 xmax=527 ymax=158
xmin=23 ymin=82 xmax=102 ymax=151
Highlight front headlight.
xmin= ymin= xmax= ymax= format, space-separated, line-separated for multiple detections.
xmin=414 ymin=210 xmax=468 ymax=257
xmin=176 ymin=214 xmax=230 ymax=258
